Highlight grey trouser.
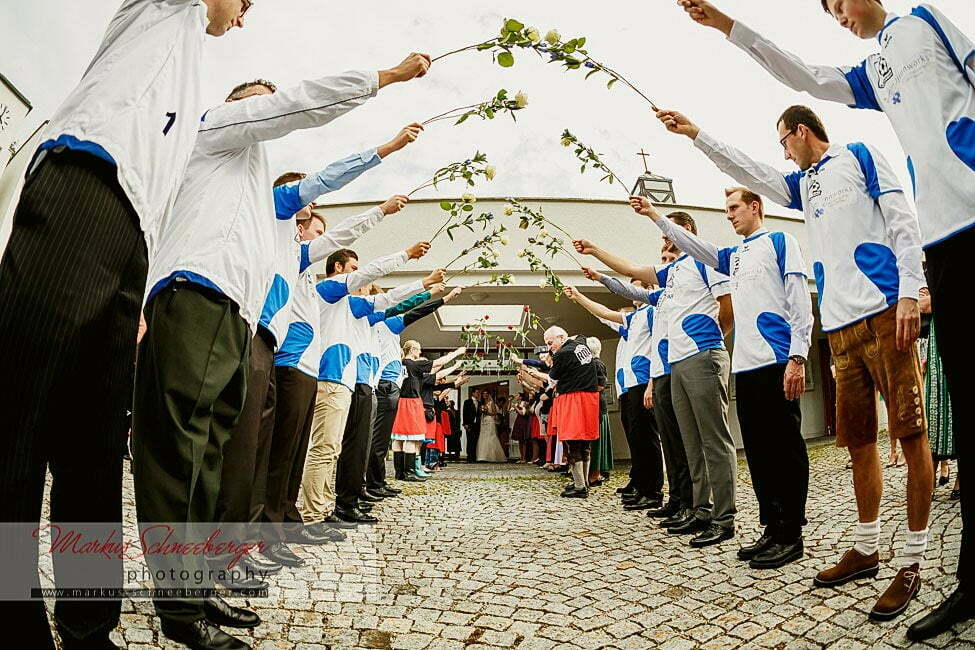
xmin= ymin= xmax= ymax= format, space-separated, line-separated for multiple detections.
xmin=670 ymin=348 xmax=737 ymax=529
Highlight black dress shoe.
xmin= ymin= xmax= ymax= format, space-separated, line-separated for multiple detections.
xmin=616 ymin=482 xmax=635 ymax=494
xmin=690 ymin=523 xmax=735 ymax=547
xmin=239 ymin=552 xmax=282 ymax=575
xmin=381 ymin=484 xmax=402 ymax=494
xmin=323 ymin=514 xmax=357 ymax=529
xmin=737 ymin=532 xmax=774 ymax=560
xmin=749 ymin=539 xmax=804 ymax=569
xmin=358 ymin=501 xmax=375 ymax=512
xmin=285 ymin=524 xmax=331 ymax=545
xmin=661 ymin=508 xmax=696 ymax=529
xmin=648 ymin=501 xmax=681 ymax=519
xmin=401 ymin=473 xmax=424 ymax=482
xmin=358 ymin=491 xmax=383 ymax=503
xmin=204 ymin=595 xmax=261 ymax=628
xmin=306 ymin=521 xmax=345 ymax=541
xmin=369 ymin=487 xmax=398 ymax=498
xmin=161 ymin=617 xmax=250 ymax=650
xmin=668 ymin=514 xmax=710 ymax=535
xmin=623 ymin=495 xmax=663 ymax=511
xmin=334 ymin=507 xmax=378 ymax=524
xmin=560 ymin=487 xmax=589 ymax=499
xmin=262 ymin=542 xmax=304 ymax=568
xmin=906 ymin=587 xmax=974 ymax=641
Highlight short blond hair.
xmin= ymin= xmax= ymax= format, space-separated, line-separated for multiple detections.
xmin=725 ymin=187 xmax=764 ymax=216
xmin=402 ymin=340 xmax=421 ymax=358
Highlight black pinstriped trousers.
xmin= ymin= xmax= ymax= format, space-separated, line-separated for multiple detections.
xmin=0 ymin=149 xmax=146 ymax=648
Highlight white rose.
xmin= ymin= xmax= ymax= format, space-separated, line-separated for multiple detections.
xmin=515 ymin=91 xmax=529 ymax=109
xmin=484 ymin=165 xmax=497 ymax=181
xmin=504 ymin=205 xmax=515 ymax=216
xmin=538 ymin=228 xmax=549 ymax=238
xmin=526 ymin=27 xmax=541 ymax=43
xmin=461 ymin=193 xmax=476 ymax=203
xmin=561 ymin=137 xmax=573 ymax=147
xmin=500 ymin=236 xmax=510 ymax=246
xmin=538 ymin=279 xmax=549 ymax=288
xmin=516 ymin=249 xmax=528 ymax=258
xmin=544 ymin=29 xmax=560 ymax=45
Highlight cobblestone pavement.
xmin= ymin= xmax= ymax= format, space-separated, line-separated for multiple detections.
xmin=41 ymin=436 xmax=971 ymax=649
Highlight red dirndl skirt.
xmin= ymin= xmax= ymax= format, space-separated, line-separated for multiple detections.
xmin=529 ymin=415 xmax=543 ymax=439
xmin=392 ymin=397 xmax=427 ymax=440
xmin=434 ymin=412 xmax=450 ymax=452
xmin=549 ymin=392 xmax=599 ymax=441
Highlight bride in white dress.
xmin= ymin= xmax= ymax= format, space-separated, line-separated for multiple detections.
xmin=476 ymin=395 xmax=507 ymax=462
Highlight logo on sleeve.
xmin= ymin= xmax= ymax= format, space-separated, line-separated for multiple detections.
xmin=808 ymin=179 xmax=823 ymax=201
xmin=873 ymin=56 xmax=894 ymax=89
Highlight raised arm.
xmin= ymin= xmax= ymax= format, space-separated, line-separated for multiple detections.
xmin=436 ymin=361 xmax=463 ymax=381
xmin=656 ymin=109 xmax=800 ymax=210
xmin=562 ymin=286 xmax=625 ymax=324
xmin=432 ymin=346 xmax=466 ymax=371
xmin=594 ymin=273 xmax=654 ymax=305
xmin=572 ymin=240 xmax=656 ymax=286
xmin=401 ymin=287 xmax=460 ymax=326
xmin=301 ymin=196 xmax=410 ymax=271
xmin=629 ymin=196 xmax=727 ymax=272
xmin=677 ymin=1 xmax=857 ymax=105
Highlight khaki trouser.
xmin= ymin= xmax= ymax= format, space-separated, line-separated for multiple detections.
xmin=297 ymin=381 xmax=352 ymax=522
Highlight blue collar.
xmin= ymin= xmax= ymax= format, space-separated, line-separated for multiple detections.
xmin=742 ymin=227 xmax=769 ymax=243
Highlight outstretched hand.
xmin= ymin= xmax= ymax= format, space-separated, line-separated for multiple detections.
xmin=444 ymin=287 xmax=463 ymax=303
xmin=656 ymin=109 xmax=700 ymax=140
xmin=380 ymin=52 xmax=432 ymax=87
xmin=406 ymin=241 xmax=431 ymax=259
xmin=563 ymin=286 xmax=580 ymax=301
xmin=629 ymin=195 xmax=659 ymax=219
xmin=573 ymin=239 xmax=597 ymax=255
xmin=677 ymin=0 xmax=734 ymax=35
xmin=380 ymin=195 xmax=409 ymax=215
xmin=581 ymin=266 xmax=603 ymax=282
xmin=380 ymin=123 xmax=424 ymax=157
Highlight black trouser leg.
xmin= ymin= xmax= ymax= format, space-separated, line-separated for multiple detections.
xmin=619 ymin=392 xmax=637 ymax=484
xmin=927 ymin=228 xmax=975 ymax=589
xmin=250 ymin=345 xmax=278 ymax=524
xmin=0 ymin=150 xmax=146 ymax=647
xmin=213 ymin=330 xmax=274 ymax=559
xmin=626 ymin=384 xmax=664 ymax=498
xmin=466 ymin=427 xmax=479 ymax=462
xmin=262 ymin=368 xmax=317 ymax=541
xmin=653 ymin=375 xmax=692 ymax=508
xmin=735 ymin=364 xmax=807 ymax=540
xmin=334 ymin=384 xmax=373 ymax=512
xmin=367 ymin=381 xmax=399 ymax=490
xmin=132 ymin=284 xmax=250 ymax=623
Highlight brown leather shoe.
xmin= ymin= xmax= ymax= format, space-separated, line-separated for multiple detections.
xmin=870 ymin=563 xmax=921 ymax=621
xmin=813 ymin=548 xmax=880 ymax=587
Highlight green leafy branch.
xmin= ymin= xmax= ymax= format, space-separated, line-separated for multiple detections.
xmin=429 ymin=196 xmax=492 ymax=243
xmin=422 ymin=89 xmax=528 ymax=126
xmin=443 ymin=224 xmax=510 ymax=281
xmin=516 ymin=246 xmax=567 ymax=301
xmin=432 ymin=18 xmax=659 ymax=109
xmin=407 ymin=151 xmax=494 ymax=197
xmin=560 ymin=129 xmax=629 ymax=198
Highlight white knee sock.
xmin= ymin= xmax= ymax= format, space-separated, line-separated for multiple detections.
xmin=571 ymin=462 xmax=586 ymax=489
xmin=853 ymin=519 xmax=881 ymax=556
xmin=896 ymin=528 xmax=929 ymax=567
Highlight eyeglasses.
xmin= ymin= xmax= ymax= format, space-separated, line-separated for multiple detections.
xmin=779 ymin=128 xmax=797 ymax=149
xmin=240 ymin=0 xmax=253 ymax=18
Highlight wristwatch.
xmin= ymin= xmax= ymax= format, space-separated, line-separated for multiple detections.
xmin=789 ymin=355 xmax=807 ymax=366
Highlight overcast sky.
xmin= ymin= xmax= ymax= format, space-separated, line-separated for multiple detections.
xmin=3 ymin=0 xmax=973 ymax=212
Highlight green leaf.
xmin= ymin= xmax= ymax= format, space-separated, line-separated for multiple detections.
xmin=505 ymin=18 xmax=524 ymax=32
xmin=485 ymin=108 xmax=495 ymax=119
xmin=607 ymin=77 xmax=618 ymax=89
xmin=577 ymin=37 xmax=586 ymax=47
xmin=440 ymin=201 xmax=453 ymax=211
xmin=462 ymin=204 xmax=474 ymax=212
xmin=497 ymin=51 xmax=515 ymax=67
xmin=456 ymin=113 xmax=470 ymax=124
xmin=585 ymin=69 xmax=599 ymax=80
xmin=476 ymin=41 xmax=496 ymax=51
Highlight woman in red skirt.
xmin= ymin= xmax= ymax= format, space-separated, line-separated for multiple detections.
xmin=391 ymin=341 xmax=467 ymax=481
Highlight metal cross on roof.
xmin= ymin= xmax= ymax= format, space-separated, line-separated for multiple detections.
xmin=637 ymin=149 xmax=651 ymax=173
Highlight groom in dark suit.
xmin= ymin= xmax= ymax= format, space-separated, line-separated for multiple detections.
xmin=463 ymin=389 xmax=481 ymax=463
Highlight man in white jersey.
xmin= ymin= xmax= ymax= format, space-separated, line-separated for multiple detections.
xmin=0 ymin=3 xmax=247 ymax=648
xmin=133 ymin=55 xmax=432 ymax=649
xmin=297 ymin=247 xmax=443 ymax=527
xmin=677 ymin=0 xmax=974 ymax=633
xmin=588 ymin=247 xmax=703 ymax=529
xmin=655 ymin=104 xmax=931 ymax=620
xmin=564 ymin=284 xmax=665 ymax=510
xmin=576 ymin=217 xmax=737 ymax=549
xmin=213 ymin=124 xmax=422 ymax=579
xmin=630 ymin=187 xmax=814 ymax=570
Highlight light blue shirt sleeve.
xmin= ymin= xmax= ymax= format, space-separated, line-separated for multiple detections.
xmin=298 ymin=149 xmax=381 ymax=205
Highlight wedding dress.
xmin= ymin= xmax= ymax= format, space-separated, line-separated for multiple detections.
xmin=476 ymin=411 xmax=507 ymax=462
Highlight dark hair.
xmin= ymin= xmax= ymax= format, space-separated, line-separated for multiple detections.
xmin=274 ymin=171 xmax=306 ymax=187
xmin=325 ymin=249 xmax=358 ymax=275
xmin=778 ymin=105 xmax=829 ymax=143
xmin=725 ymin=187 xmax=764 ymax=216
xmin=821 ymin=0 xmax=882 ymax=12
xmin=226 ymin=79 xmax=277 ymax=101
xmin=667 ymin=210 xmax=697 ymax=235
